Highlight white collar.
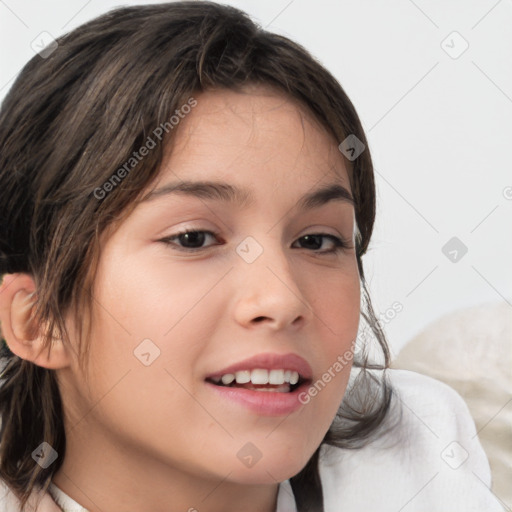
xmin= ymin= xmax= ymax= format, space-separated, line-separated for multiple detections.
xmin=276 ymin=479 xmax=297 ymax=512
xmin=48 ymin=480 xmax=298 ymax=512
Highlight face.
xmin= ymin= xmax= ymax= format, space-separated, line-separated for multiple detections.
xmin=57 ymin=86 xmax=361 ymax=488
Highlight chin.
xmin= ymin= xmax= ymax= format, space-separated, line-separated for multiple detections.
xmin=223 ymin=449 xmax=315 ymax=485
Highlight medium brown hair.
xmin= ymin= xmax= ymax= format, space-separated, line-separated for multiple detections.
xmin=0 ymin=2 xmax=392 ymax=510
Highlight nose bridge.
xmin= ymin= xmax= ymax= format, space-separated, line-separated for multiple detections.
xmin=236 ymin=232 xmax=296 ymax=285
xmin=233 ymin=232 xmax=311 ymax=327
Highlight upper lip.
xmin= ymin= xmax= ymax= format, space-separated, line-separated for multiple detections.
xmin=205 ymin=352 xmax=313 ymax=381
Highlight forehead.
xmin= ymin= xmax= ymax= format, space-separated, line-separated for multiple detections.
xmin=158 ymin=86 xmax=351 ymax=194
xmin=173 ymin=86 xmax=336 ymax=148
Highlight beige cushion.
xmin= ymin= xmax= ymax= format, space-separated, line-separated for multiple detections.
xmin=392 ymin=301 xmax=512 ymax=510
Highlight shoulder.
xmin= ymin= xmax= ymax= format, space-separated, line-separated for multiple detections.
xmin=0 ymin=478 xmax=63 ymax=512
xmin=0 ymin=479 xmax=20 ymax=512
xmin=387 ymin=368 xmax=479 ymax=437
xmin=318 ymin=369 xmax=505 ymax=512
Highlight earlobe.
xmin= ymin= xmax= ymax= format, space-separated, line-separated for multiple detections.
xmin=0 ymin=272 xmax=71 ymax=369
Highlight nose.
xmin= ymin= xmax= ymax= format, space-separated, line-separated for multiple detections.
xmin=232 ymin=238 xmax=313 ymax=330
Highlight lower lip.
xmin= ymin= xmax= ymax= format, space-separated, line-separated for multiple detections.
xmin=205 ymin=381 xmax=309 ymax=416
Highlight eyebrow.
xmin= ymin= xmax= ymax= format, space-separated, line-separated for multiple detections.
xmin=141 ymin=179 xmax=354 ymax=210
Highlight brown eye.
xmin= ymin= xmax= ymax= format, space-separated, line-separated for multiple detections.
xmin=294 ymin=234 xmax=351 ymax=254
xmin=160 ymin=230 xmax=220 ymax=252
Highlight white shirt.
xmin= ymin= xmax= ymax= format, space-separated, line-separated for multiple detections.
xmin=1 ymin=370 xmax=505 ymax=511
xmin=275 ymin=369 xmax=505 ymax=511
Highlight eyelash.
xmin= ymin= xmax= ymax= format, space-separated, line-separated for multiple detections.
xmin=159 ymin=229 xmax=353 ymax=254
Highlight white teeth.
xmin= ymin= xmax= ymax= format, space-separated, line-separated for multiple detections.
xmin=234 ymin=370 xmax=251 ymax=384
xmin=221 ymin=374 xmax=235 ymax=385
xmin=251 ymin=369 xmax=269 ymax=384
xmin=269 ymin=369 xmax=285 ymax=385
xmin=213 ymin=369 xmax=301 ymax=386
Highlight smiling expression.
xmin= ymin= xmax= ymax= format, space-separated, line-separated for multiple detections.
xmin=55 ymin=85 xmax=361 ymax=490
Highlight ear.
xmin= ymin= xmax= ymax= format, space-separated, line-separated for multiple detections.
xmin=0 ymin=272 xmax=72 ymax=369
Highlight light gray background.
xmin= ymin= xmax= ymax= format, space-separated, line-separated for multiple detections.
xmin=1 ymin=0 xmax=511 ymax=357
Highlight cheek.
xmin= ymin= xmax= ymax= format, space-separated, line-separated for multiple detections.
xmin=311 ymin=267 xmax=361 ymax=342
xmin=82 ymin=246 xmax=215 ymax=395
xmin=95 ymin=243 xmax=224 ymax=340
xmin=87 ymin=256 xmax=164 ymax=346
xmin=307 ymin=269 xmax=360 ymax=402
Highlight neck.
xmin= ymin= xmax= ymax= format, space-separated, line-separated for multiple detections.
xmin=52 ymin=425 xmax=281 ymax=512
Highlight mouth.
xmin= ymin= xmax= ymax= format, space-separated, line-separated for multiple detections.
xmin=204 ymin=352 xmax=314 ymax=395
xmin=203 ymin=354 xmax=314 ymax=415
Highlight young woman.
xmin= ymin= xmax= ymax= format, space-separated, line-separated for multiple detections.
xmin=0 ymin=2 xmax=503 ymax=511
